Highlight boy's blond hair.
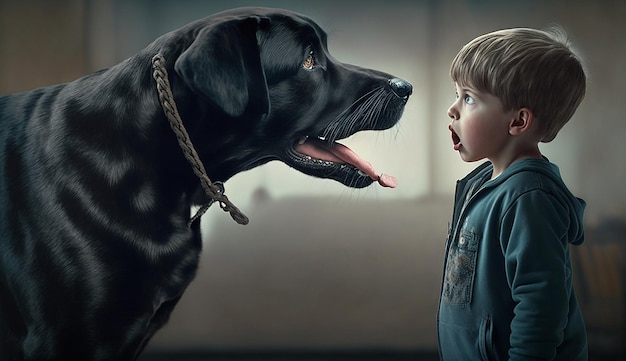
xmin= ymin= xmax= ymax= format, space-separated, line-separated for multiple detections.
xmin=450 ymin=27 xmax=586 ymax=142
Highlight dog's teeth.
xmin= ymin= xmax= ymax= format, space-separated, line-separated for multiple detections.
xmin=298 ymin=136 xmax=308 ymax=145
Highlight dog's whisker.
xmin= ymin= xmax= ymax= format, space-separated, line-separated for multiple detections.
xmin=370 ymin=93 xmax=393 ymax=128
xmin=358 ymin=89 xmax=386 ymax=129
xmin=330 ymin=87 xmax=382 ymax=123
xmin=332 ymin=87 xmax=383 ymax=115
xmin=323 ymin=87 xmax=389 ymax=143
xmin=363 ymin=93 xmax=383 ymax=125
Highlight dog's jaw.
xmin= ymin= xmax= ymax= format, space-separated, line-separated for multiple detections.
xmin=284 ymin=146 xmax=374 ymax=188
xmin=291 ymin=137 xmax=397 ymax=188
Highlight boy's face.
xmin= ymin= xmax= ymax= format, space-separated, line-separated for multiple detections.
xmin=447 ymin=82 xmax=515 ymax=163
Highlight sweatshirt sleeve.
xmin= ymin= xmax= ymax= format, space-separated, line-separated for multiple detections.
xmin=500 ymin=189 xmax=571 ymax=360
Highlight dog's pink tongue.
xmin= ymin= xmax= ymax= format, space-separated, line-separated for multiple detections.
xmin=330 ymin=142 xmax=398 ymax=188
xmin=377 ymin=173 xmax=398 ymax=188
xmin=295 ymin=139 xmax=398 ymax=188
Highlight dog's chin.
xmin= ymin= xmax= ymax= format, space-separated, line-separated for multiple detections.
xmin=282 ymin=147 xmax=374 ymax=189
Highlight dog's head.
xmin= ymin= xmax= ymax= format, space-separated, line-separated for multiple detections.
xmin=168 ymin=7 xmax=412 ymax=189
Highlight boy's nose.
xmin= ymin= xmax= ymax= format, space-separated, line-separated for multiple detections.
xmin=447 ymin=104 xmax=458 ymax=120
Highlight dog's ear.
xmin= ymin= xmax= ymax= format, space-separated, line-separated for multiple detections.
xmin=174 ymin=16 xmax=270 ymax=117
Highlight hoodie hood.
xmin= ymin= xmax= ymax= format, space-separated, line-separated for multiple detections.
xmin=480 ymin=158 xmax=586 ymax=245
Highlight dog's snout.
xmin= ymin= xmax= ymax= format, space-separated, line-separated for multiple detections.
xmin=389 ymin=78 xmax=413 ymax=98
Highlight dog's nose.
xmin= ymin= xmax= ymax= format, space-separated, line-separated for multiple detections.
xmin=389 ymin=78 xmax=413 ymax=98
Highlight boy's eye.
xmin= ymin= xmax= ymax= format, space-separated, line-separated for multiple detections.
xmin=464 ymin=94 xmax=475 ymax=104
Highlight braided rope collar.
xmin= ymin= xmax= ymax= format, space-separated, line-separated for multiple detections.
xmin=151 ymin=54 xmax=249 ymax=226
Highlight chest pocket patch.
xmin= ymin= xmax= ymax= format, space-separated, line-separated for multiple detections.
xmin=442 ymin=225 xmax=481 ymax=306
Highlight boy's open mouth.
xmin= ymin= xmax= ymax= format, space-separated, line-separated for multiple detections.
xmin=449 ymin=125 xmax=462 ymax=151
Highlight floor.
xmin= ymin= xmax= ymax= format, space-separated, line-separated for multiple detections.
xmin=138 ymin=350 xmax=440 ymax=361
xmin=138 ymin=350 xmax=626 ymax=361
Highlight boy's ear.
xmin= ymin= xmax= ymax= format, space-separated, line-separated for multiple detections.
xmin=508 ymin=108 xmax=534 ymax=136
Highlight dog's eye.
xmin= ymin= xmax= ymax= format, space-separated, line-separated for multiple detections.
xmin=303 ymin=51 xmax=315 ymax=70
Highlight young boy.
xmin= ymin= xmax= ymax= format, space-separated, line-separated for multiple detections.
xmin=438 ymin=27 xmax=588 ymax=360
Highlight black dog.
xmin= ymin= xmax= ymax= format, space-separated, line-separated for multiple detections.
xmin=0 ymin=7 xmax=411 ymax=361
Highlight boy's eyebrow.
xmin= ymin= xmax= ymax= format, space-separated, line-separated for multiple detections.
xmin=453 ymin=82 xmax=478 ymax=94
xmin=458 ymin=85 xmax=478 ymax=93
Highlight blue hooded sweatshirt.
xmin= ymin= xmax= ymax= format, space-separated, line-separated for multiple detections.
xmin=437 ymin=158 xmax=587 ymax=361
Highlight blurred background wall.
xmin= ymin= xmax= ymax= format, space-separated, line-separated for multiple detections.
xmin=0 ymin=0 xmax=624 ymax=359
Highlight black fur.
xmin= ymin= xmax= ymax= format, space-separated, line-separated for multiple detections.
xmin=0 ymin=7 xmax=411 ymax=361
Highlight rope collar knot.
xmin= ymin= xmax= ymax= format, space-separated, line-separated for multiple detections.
xmin=151 ymin=54 xmax=249 ymax=227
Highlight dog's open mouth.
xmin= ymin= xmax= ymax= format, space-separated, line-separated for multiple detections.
xmin=278 ymin=80 xmax=410 ymax=189
xmin=284 ymin=136 xmax=397 ymax=189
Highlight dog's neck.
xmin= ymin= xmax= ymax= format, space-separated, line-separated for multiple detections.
xmin=151 ymin=54 xmax=248 ymax=226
